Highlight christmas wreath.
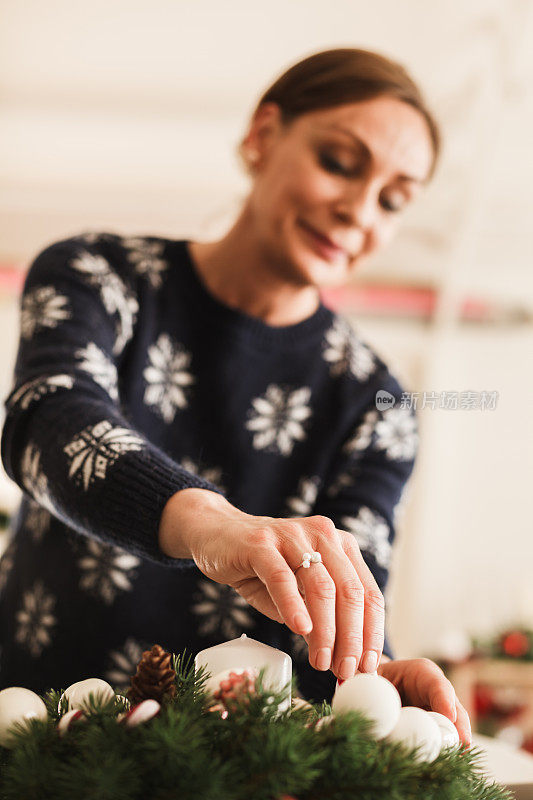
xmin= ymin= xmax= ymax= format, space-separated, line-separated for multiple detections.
xmin=472 ymin=628 xmax=533 ymax=662
xmin=0 ymin=647 xmax=511 ymax=800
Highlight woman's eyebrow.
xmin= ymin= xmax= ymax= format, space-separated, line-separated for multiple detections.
xmin=322 ymin=124 xmax=371 ymax=159
xmin=321 ymin=124 xmax=425 ymax=184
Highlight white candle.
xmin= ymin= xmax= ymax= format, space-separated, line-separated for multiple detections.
xmin=195 ymin=634 xmax=292 ymax=709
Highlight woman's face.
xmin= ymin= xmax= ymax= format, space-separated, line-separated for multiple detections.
xmin=246 ymin=96 xmax=434 ymax=287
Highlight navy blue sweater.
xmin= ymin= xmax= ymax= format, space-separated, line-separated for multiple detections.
xmin=0 ymin=232 xmax=417 ymax=702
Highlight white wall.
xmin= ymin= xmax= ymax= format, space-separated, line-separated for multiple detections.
xmin=354 ymin=317 xmax=533 ymax=657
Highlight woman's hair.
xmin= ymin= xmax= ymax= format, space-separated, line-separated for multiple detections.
xmin=239 ymin=47 xmax=440 ymax=180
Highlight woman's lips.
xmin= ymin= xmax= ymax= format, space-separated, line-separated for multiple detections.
xmin=298 ymin=220 xmax=348 ymax=263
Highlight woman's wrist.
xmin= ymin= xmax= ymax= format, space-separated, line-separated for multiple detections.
xmin=158 ymin=487 xmax=231 ymax=559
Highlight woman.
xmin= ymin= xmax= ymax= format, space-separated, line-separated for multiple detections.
xmin=0 ymin=48 xmax=471 ymax=743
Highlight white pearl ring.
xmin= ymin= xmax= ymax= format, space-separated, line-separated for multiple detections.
xmin=295 ymin=551 xmax=322 ymax=571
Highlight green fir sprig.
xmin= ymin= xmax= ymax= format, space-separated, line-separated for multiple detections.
xmin=0 ymin=651 xmax=512 ymax=800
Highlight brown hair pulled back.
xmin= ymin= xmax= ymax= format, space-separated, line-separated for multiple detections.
xmin=240 ymin=48 xmax=440 ymax=179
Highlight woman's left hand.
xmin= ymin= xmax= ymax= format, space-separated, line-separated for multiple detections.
xmin=377 ymin=658 xmax=472 ymax=746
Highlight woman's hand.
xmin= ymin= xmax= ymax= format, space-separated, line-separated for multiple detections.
xmin=159 ymin=488 xmax=385 ymax=681
xmin=377 ymin=658 xmax=472 ymax=746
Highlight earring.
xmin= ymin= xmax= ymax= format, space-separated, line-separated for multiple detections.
xmin=246 ymin=148 xmax=260 ymax=165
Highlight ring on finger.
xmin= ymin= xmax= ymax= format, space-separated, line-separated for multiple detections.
xmin=294 ymin=551 xmax=322 ymax=572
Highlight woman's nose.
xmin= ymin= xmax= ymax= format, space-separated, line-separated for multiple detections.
xmin=334 ymin=181 xmax=378 ymax=232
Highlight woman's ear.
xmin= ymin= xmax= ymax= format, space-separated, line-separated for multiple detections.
xmin=240 ymin=102 xmax=284 ymax=173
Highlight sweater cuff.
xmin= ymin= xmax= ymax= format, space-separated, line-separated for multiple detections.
xmin=103 ymin=444 xmax=224 ymax=567
xmin=1 ymin=389 xmax=225 ymax=569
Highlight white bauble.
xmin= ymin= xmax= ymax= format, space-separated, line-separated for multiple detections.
xmin=427 ymin=711 xmax=460 ymax=749
xmin=60 ymin=678 xmax=115 ymax=712
xmin=121 ymin=699 xmax=160 ymax=727
xmin=388 ymin=707 xmax=442 ymax=763
xmin=0 ymin=687 xmax=48 ymax=747
xmin=332 ymin=673 xmax=401 ymax=739
xmin=57 ymin=708 xmax=85 ymax=737
xmin=315 ymin=714 xmax=335 ymax=730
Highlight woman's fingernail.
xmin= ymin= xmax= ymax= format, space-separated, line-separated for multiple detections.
xmin=294 ymin=613 xmax=312 ymax=634
xmin=361 ymin=650 xmax=378 ymax=673
xmin=339 ymin=656 xmax=356 ymax=680
xmin=315 ymin=647 xmax=331 ymax=671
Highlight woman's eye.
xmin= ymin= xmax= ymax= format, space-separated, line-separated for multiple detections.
xmin=318 ymin=150 xmax=409 ymax=213
xmin=380 ymin=194 xmax=406 ymax=213
xmin=319 ymin=152 xmax=359 ymax=177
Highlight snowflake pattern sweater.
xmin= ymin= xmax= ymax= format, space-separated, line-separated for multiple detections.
xmin=0 ymin=232 xmax=418 ymax=702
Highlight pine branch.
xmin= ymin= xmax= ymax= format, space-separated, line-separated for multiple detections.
xmin=172 ymin=649 xmax=210 ymax=709
xmin=42 ymin=687 xmax=67 ymax=721
xmin=0 ymin=650 xmax=513 ymax=800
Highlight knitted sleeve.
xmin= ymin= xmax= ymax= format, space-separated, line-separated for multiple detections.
xmin=0 ymin=234 xmax=223 ymax=567
xmin=313 ymin=370 xmax=419 ymax=659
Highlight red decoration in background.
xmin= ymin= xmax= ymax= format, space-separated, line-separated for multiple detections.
xmin=474 ymin=686 xmax=495 ymax=718
xmin=500 ymin=631 xmax=530 ymax=658
xmin=471 ymin=627 xmax=533 ymax=662
xmin=466 ymin=628 xmax=533 ymax=754
xmin=213 ymin=669 xmax=257 ymax=712
xmin=474 ymin=684 xmax=528 ymax=725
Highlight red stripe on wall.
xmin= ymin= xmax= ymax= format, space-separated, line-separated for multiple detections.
xmin=0 ymin=266 xmax=25 ymax=295
xmin=0 ymin=264 xmax=498 ymax=321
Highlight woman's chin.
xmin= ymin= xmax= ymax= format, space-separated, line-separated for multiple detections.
xmin=297 ymin=253 xmax=352 ymax=288
xmin=288 ymin=237 xmax=351 ymax=285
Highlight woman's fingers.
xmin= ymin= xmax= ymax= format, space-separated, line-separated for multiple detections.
xmin=279 ymin=516 xmax=384 ymax=678
xmin=279 ymin=518 xmax=341 ymax=672
xmin=244 ymin=516 xmax=384 ymax=679
xmin=341 ymin=532 xmax=385 ymax=674
xmin=454 ymin=698 xmax=472 ymax=746
xmin=409 ymin=659 xmax=473 ymax=744
xmin=232 ymin=575 xmax=286 ymax=623
xmin=427 ymin=680 xmax=457 ymax=722
xmin=379 ymin=659 xmax=473 ymax=748
xmin=293 ymin=560 xmax=337 ymax=671
xmin=406 ymin=658 xmax=452 ymax=713
xmin=308 ymin=534 xmax=365 ymax=679
xmin=413 ymin=660 xmax=458 ymax=721
xmin=250 ymin=542 xmax=313 ymax=635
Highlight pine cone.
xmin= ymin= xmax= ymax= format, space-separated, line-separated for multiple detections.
xmin=127 ymin=644 xmax=176 ymax=705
